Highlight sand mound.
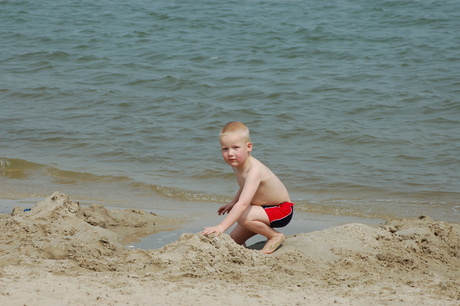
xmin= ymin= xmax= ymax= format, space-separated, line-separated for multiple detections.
xmin=113 ymin=217 xmax=459 ymax=302
xmin=0 ymin=192 xmax=180 ymax=265
xmin=76 ymin=201 xmax=179 ymax=244
xmin=0 ymin=193 xmax=459 ymax=305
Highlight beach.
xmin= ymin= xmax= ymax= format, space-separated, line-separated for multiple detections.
xmin=1 ymin=1 xmax=459 ymax=303
xmin=1 ymin=193 xmax=458 ymax=305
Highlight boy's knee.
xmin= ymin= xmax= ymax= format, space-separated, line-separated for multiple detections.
xmin=237 ymin=218 xmax=253 ymax=228
xmin=236 ymin=215 xmax=248 ymax=225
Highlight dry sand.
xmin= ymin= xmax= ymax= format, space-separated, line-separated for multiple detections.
xmin=0 ymin=192 xmax=459 ymax=305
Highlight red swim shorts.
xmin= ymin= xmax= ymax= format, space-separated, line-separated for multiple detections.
xmin=262 ymin=202 xmax=294 ymax=228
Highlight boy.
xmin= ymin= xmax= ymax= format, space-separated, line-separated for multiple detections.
xmin=202 ymin=121 xmax=294 ymax=254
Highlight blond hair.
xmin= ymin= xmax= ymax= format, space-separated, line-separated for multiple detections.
xmin=220 ymin=121 xmax=251 ymax=142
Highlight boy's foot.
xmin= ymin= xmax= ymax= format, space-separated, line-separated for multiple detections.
xmin=261 ymin=233 xmax=285 ymax=254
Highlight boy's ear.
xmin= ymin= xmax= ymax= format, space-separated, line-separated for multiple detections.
xmin=247 ymin=142 xmax=253 ymax=152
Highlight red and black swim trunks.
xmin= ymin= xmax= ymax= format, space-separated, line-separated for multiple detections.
xmin=262 ymin=202 xmax=294 ymax=228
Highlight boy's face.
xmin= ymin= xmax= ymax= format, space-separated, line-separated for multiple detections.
xmin=220 ymin=132 xmax=252 ymax=168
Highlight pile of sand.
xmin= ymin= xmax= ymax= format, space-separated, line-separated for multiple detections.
xmin=0 ymin=193 xmax=459 ymax=305
xmin=0 ymin=192 xmax=180 ymax=264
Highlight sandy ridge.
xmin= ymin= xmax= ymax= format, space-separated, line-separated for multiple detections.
xmin=0 ymin=192 xmax=458 ymax=305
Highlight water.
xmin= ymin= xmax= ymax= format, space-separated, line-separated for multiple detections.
xmin=1 ymin=0 xmax=459 ymax=224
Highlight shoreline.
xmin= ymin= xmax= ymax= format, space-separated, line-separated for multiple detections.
xmin=1 ymin=194 xmax=385 ymax=250
xmin=1 ymin=192 xmax=459 ymax=305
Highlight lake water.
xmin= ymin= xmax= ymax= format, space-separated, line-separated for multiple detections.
xmin=1 ymin=0 xmax=459 ymax=226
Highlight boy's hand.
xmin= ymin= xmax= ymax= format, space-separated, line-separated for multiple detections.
xmin=217 ymin=203 xmax=232 ymax=215
xmin=202 ymin=225 xmax=225 ymax=236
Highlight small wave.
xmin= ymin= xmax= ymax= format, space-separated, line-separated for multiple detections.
xmin=0 ymin=158 xmax=42 ymax=179
xmin=0 ymin=157 xmax=121 ymax=183
xmin=0 ymin=157 xmax=230 ymax=204
xmin=452 ymin=206 xmax=460 ymax=215
xmin=149 ymin=184 xmax=230 ymax=204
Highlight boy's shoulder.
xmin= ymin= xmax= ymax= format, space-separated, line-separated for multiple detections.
xmin=235 ymin=156 xmax=263 ymax=176
xmin=249 ymin=157 xmax=273 ymax=179
xmin=252 ymin=156 xmax=270 ymax=169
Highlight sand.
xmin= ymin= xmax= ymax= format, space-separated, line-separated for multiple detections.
xmin=0 ymin=192 xmax=459 ymax=305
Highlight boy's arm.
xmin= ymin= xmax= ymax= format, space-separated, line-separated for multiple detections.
xmin=203 ymin=172 xmax=261 ymax=236
xmin=218 ymin=187 xmax=242 ymax=215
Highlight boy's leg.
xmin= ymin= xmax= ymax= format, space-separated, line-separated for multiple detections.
xmin=237 ymin=205 xmax=285 ymax=254
xmin=230 ymin=224 xmax=256 ymax=246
